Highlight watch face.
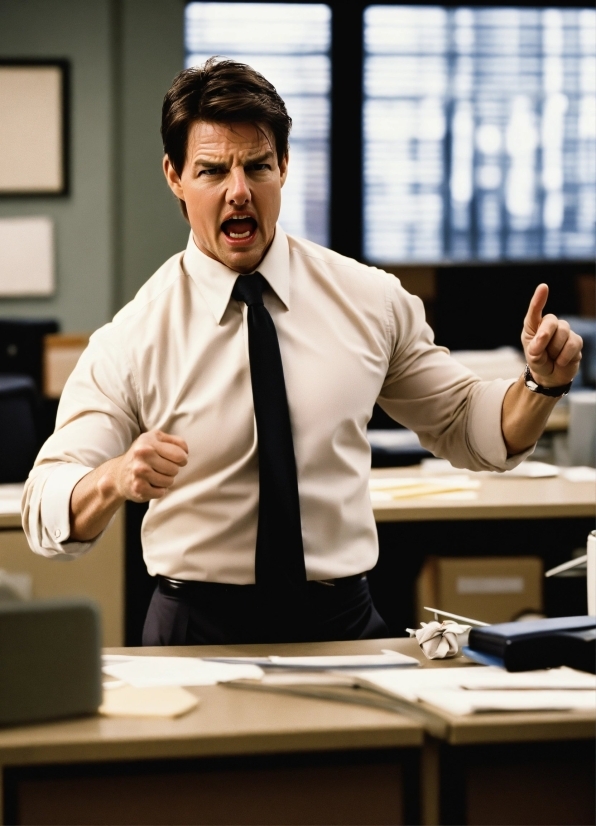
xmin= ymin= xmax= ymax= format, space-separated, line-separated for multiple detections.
xmin=523 ymin=365 xmax=571 ymax=397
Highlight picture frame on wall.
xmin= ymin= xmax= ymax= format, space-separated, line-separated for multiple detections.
xmin=0 ymin=60 xmax=69 ymax=196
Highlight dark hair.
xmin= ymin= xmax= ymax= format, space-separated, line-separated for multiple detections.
xmin=161 ymin=58 xmax=292 ymax=218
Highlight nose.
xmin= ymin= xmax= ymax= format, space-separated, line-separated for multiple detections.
xmin=227 ymin=167 xmax=250 ymax=205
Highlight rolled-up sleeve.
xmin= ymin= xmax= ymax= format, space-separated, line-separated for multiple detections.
xmin=22 ymin=327 xmax=141 ymax=558
xmin=377 ymin=277 xmax=533 ymax=472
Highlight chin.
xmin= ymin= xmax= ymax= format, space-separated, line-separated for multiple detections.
xmin=223 ymin=249 xmax=263 ymax=273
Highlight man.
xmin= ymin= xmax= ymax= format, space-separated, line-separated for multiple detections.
xmin=23 ymin=59 xmax=582 ymax=645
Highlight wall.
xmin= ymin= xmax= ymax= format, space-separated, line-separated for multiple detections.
xmin=118 ymin=0 xmax=188 ymax=307
xmin=0 ymin=0 xmax=188 ymax=333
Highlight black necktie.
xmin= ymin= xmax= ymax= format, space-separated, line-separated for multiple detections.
xmin=232 ymin=273 xmax=307 ymax=613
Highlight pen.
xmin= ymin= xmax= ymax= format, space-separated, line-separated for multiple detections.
xmin=423 ymin=606 xmax=490 ymax=626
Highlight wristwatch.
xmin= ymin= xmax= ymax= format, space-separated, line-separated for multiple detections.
xmin=523 ymin=364 xmax=572 ymax=398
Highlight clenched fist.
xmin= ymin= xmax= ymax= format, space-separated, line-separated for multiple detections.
xmin=69 ymin=430 xmax=189 ymax=541
xmin=113 ymin=430 xmax=189 ymax=502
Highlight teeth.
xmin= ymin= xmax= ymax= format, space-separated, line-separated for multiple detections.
xmin=229 ymin=231 xmax=251 ymax=239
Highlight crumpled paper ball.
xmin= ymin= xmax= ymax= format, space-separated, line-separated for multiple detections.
xmin=408 ymin=620 xmax=472 ymax=659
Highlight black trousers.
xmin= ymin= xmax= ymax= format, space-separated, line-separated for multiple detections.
xmin=142 ymin=574 xmax=389 ymax=646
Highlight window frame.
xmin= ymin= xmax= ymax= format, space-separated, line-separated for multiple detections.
xmin=183 ymin=0 xmax=594 ymax=269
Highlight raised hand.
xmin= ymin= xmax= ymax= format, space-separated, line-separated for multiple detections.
xmin=521 ymin=283 xmax=583 ymax=389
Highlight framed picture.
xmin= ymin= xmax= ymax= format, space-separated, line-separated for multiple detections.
xmin=0 ymin=60 xmax=69 ymax=195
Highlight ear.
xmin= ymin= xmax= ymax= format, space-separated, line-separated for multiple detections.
xmin=279 ymin=153 xmax=289 ymax=188
xmin=163 ymin=155 xmax=185 ymax=199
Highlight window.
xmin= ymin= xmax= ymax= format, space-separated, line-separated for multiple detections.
xmin=363 ymin=5 xmax=596 ymax=263
xmin=185 ymin=2 xmax=331 ymax=246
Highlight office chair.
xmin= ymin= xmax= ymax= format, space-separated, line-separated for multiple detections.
xmin=0 ymin=375 xmax=39 ymax=483
xmin=0 ymin=318 xmax=59 ymax=393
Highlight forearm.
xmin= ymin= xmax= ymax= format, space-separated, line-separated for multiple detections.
xmin=501 ymin=375 xmax=559 ymax=456
xmin=69 ymin=457 xmax=126 ymax=542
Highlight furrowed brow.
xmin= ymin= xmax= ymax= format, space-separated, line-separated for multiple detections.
xmin=192 ymin=158 xmax=227 ymax=170
xmin=246 ymin=151 xmax=275 ymax=165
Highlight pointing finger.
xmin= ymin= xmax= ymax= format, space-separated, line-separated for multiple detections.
xmin=524 ymin=283 xmax=549 ymax=336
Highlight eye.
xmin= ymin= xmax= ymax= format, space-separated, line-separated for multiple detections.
xmin=248 ymin=163 xmax=271 ymax=172
xmin=198 ymin=167 xmax=224 ymax=177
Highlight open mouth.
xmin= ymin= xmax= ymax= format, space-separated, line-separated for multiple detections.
xmin=221 ymin=215 xmax=258 ymax=241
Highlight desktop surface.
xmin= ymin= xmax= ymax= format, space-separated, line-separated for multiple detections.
xmin=1 ymin=638 xmax=593 ymax=826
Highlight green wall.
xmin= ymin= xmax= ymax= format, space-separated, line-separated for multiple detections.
xmin=0 ymin=0 xmax=189 ymax=333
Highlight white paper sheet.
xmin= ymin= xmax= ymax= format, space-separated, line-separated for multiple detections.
xmin=268 ymin=651 xmax=419 ymax=669
xmin=0 ymin=216 xmax=54 ymax=296
xmin=0 ymin=483 xmax=25 ymax=516
xmin=203 ymin=650 xmax=420 ymax=669
xmin=102 ymin=656 xmax=263 ymax=688
xmin=561 ymin=466 xmax=596 ymax=483
xmin=348 ymin=665 xmax=596 ymax=705
xmin=416 ymin=688 xmax=596 ymax=715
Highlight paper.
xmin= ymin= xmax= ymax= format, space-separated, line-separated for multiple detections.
xmin=409 ymin=620 xmax=471 ymax=660
xmin=416 ymin=688 xmax=596 ymax=716
xmin=99 ymin=685 xmax=199 ymax=718
xmin=0 ymin=483 xmax=25 ymax=516
xmin=204 ymin=651 xmax=419 ymax=669
xmin=457 ymin=668 xmax=596 ymax=691
xmin=420 ymin=458 xmax=564 ymax=479
xmin=369 ymin=476 xmax=479 ymax=501
xmin=255 ymin=672 xmax=359 ymax=687
xmin=0 ymin=216 xmax=54 ymax=296
xmin=268 ymin=652 xmax=419 ymax=669
xmin=499 ymin=461 xmax=559 ymax=478
xmin=561 ymin=466 xmax=596 ymax=483
xmin=101 ymin=656 xmax=263 ymax=688
xmin=347 ymin=664 xmax=596 ymax=705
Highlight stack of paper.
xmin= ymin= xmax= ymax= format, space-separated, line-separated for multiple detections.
xmin=204 ymin=651 xmax=419 ymax=670
xmin=369 ymin=476 xmax=479 ymax=501
xmin=101 ymin=654 xmax=595 ymax=719
xmin=102 ymin=655 xmax=263 ymax=688
xmin=347 ymin=664 xmax=596 ymax=716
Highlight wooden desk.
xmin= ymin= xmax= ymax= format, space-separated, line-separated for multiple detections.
xmin=371 ymin=467 xmax=596 ymax=522
xmin=0 ymin=639 xmax=593 ymax=826
xmin=368 ymin=468 xmax=595 ymax=634
xmin=1 ymin=638 xmax=424 ymax=826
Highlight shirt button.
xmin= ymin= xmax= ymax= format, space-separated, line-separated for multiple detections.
xmin=54 ymin=529 xmax=61 ymax=539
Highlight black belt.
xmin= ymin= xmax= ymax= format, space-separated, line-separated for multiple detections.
xmin=157 ymin=572 xmax=366 ymax=598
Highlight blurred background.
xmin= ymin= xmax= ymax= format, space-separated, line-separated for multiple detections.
xmin=0 ymin=1 xmax=593 ymax=333
xmin=0 ymin=1 xmax=594 ymax=643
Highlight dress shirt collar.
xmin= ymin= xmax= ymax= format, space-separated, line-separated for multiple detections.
xmin=182 ymin=225 xmax=290 ymax=324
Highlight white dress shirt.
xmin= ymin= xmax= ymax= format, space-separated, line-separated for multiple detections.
xmin=23 ymin=228 xmax=528 ymax=581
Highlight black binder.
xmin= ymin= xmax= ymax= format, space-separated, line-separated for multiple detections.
xmin=467 ymin=615 xmax=596 ymax=673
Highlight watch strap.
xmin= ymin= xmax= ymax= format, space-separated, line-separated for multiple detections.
xmin=523 ymin=364 xmax=572 ymax=397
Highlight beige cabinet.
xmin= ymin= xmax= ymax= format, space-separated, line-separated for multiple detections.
xmin=0 ymin=509 xmax=124 ymax=646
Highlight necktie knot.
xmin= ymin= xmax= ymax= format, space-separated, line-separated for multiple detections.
xmin=232 ymin=272 xmax=266 ymax=306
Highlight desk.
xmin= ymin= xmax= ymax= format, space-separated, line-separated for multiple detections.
xmin=368 ymin=468 xmax=595 ymax=635
xmin=370 ymin=466 xmax=596 ymax=522
xmin=0 ymin=639 xmax=593 ymax=826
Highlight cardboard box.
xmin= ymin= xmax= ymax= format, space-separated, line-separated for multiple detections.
xmin=43 ymin=333 xmax=89 ymax=398
xmin=416 ymin=556 xmax=543 ymax=626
